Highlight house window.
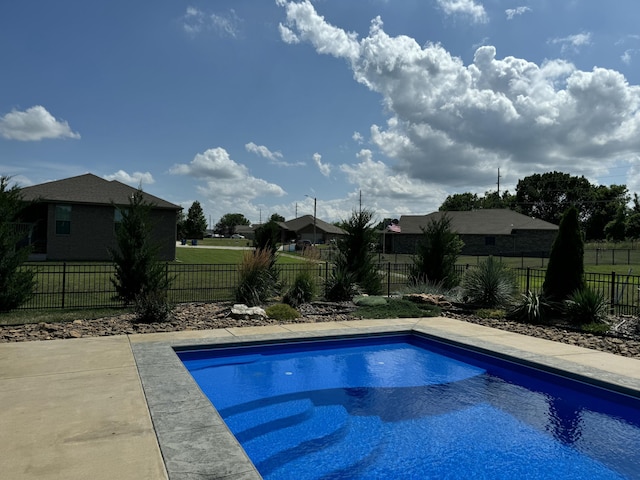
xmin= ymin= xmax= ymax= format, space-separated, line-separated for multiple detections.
xmin=485 ymin=236 xmax=495 ymax=246
xmin=55 ymin=205 xmax=71 ymax=235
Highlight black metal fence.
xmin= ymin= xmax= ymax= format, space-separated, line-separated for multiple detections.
xmin=15 ymin=262 xmax=640 ymax=316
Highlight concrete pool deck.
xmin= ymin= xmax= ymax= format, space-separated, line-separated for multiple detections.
xmin=2 ymin=316 xmax=640 ymax=479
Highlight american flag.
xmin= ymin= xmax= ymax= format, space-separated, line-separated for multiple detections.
xmin=387 ymin=223 xmax=401 ymax=233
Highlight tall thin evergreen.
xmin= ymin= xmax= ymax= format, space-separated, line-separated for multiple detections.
xmin=0 ymin=177 xmax=35 ymax=311
xmin=109 ymin=189 xmax=169 ymax=305
xmin=542 ymin=206 xmax=584 ymax=300
xmin=333 ymin=209 xmax=382 ymax=295
xmin=409 ymin=213 xmax=463 ymax=289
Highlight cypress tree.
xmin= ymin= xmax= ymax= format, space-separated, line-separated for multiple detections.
xmin=542 ymin=206 xmax=584 ymax=300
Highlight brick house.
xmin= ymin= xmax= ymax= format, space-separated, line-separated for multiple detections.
xmin=387 ymin=209 xmax=559 ymax=256
xmin=19 ymin=173 xmax=181 ymax=261
xmin=279 ymin=215 xmax=346 ymax=244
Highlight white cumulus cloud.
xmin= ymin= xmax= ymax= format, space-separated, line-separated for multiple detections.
xmin=0 ymin=106 xmax=80 ymax=141
xmin=104 ymin=170 xmax=155 ymax=186
xmin=277 ymin=1 xmax=640 ymax=193
xmin=169 ymin=147 xmax=286 ymax=199
xmin=549 ymin=32 xmax=592 ymax=54
xmin=436 ymin=0 xmax=488 ymax=24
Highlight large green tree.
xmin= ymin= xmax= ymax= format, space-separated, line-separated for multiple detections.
xmin=515 ymin=171 xmax=592 ymax=226
xmin=0 ymin=177 xmax=36 ymax=311
xmin=542 ymin=206 xmax=584 ymax=301
xmin=583 ymin=184 xmax=628 ymax=240
xmin=184 ymin=201 xmax=207 ymax=239
xmin=109 ymin=189 xmax=170 ymax=305
xmin=409 ymin=214 xmax=464 ymax=289
xmin=215 ymin=213 xmax=250 ymax=236
xmin=439 ymin=191 xmax=516 ymax=211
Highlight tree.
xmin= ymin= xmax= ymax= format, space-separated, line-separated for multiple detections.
xmin=604 ymin=205 xmax=627 ymax=242
xmin=253 ymin=219 xmax=281 ymax=256
xmin=0 ymin=177 xmax=36 ymax=311
xmin=439 ymin=193 xmax=479 ymax=211
xmin=409 ymin=214 xmax=463 ymax=289
xmin=331 ymin=209 xmax=382 ymax=296
xmin=215 ymin=213 xmax=250 ymax=237
xmin=515 ymin=171 xmax=592 ymax=226
xmin=626 ymin=213 xmax=640 ymax=240
xmin=269 ymin=213 xmax=285 ymax=222
xmin=542 ymin=206 xmax=584 ymax=301
xmin=109 ymin=188 xmax=170 ymax=306
xmin=184 ymin=201 xmax=207 ymax=239
xmin=583 ymin=184 xmax=628 ymax=240
xmin=176 ymin=210 xmax=187 ymax=240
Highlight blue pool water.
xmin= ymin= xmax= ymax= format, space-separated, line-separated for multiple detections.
xmin=178 ymin=335 xmax=640 ymax=479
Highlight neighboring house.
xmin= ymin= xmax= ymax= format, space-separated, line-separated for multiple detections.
xmin=279 ymin=215 xmax=346 ymax=244
xmin=389 ymin=209 xmax=559 ymax=256
xmin=19 ymin=173 xmax=181 ymax=261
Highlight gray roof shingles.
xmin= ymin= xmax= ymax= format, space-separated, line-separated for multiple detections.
xmin=20 ymin=173 xmax=181 ymax=210
xmin=399 ymin=209 xmax=559 ymax=235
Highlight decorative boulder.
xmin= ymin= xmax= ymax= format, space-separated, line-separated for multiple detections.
xmin=230 ymin=304 xmax=268 ymax=321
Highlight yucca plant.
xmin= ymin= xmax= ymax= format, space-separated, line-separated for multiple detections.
xmin=283 ymin=249 xmax=319 ymax=307
xmin=507 ymin=290 xmax=553 ymax=324
xmin=564 ymin=287 xmax=609 ymax=325
xmin=461 ymin=256 xmax=517 ymax=308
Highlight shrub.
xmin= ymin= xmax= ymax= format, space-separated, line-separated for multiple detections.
xmin=564 ymin=287 xmax=608 ymax=325
xmin=507 ymin=291 xmax=553 ymax=324
xmin=461 ymin=256 xmax=517 ymax=308
xmin=334 ymin=209 xmax=383 ymax=295
xmin=325 ymin=266 xmax=356 ymax=302
xmin=409 ymin=214 xmax=463 ymax=289
xmin=109 ymin=189 xmax=170 ymax=304
xmin=0 ymin=177 xmax=36 ymax=311
xmin=265 ymin=303 xmax=300 ymax=321
xmin=353 ymin=295 xmax=388 ymax=307
xmin=283 ymin=251 xmax=319 ymax=307
xmin=134 ymin=289 xmax=173 ymax=323
xmin=543 ymin=206 xmax=584 ymax=301
xmin=235 ymin=248 xmax=280 ymax=306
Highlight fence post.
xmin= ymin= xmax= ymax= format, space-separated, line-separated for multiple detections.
xmin=610 ymin=271 xmax=616 ymax=315
xmin=61 ymin=262 xmax=66 ymax=309
xmin=325 ymin=262 xmax=329 ymax=297
xmin=526 ymin=267 xmax=530 ymax=293
xmin=387 ymin=262 xmax=391 ymax=297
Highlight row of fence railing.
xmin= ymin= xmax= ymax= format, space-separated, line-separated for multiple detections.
xmin=13 ymin=262 xmax=640 ymax=316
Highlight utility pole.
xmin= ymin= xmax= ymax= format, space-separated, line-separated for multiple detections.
xmin=497 ymin=168 xmax=501 ymax=196
xmin=305 ymin=195 xmax=317 ymax=245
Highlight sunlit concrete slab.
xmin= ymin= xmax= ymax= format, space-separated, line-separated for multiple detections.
xmin=0 ymin=336 xmax=167 ymax=480
xmin=226 ymin=325 xmax=291 ymax=336
xmin=0 ymin=335 xmax=134 ymax=379
xmin=129 ymin=327 xmax=234 ymax=344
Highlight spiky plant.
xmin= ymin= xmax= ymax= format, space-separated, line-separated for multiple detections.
xmin=461 ymin=256 xmax=517 ymax=308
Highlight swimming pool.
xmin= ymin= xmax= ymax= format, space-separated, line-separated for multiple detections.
xmin=178 ymin=334 xmax=640 ymax=479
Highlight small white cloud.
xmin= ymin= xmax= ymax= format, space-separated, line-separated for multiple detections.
xmin=313 ymin=152 xmax=331 ymax=177
xmin=549 ymin=32 xmax=592 ymax=54
xmin=621 ymin=49 xmax=638 ymax=65
xmin=104 ymin=170 xmax=155 ymax=186
xmin=182 ymin=7 xmax=241 ymax=38
xmin=245 ymin=142 xmax=283 ymax=161
xmin=505 ymin=6 xmax=531 ymax=20
xmin=0 ymin=106 xmax=80 ymax=141
xmin=352 ymin=131 xmax=364 ymax=144
xmin=436 ymin=0 xmax=488 ymax=24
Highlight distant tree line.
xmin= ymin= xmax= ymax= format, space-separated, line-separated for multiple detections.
xmin=439 ymin=171 xmax=633 ymax=241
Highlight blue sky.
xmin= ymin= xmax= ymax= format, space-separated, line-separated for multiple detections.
xmin=2 ymin=1 xmax=640 ymax=226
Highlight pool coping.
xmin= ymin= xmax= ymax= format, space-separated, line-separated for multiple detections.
xmin=130 ymin=319 xmax=640 ymax=480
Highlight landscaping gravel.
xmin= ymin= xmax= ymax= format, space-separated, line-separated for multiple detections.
xmin=1 ymin=301 xmax=640 ymax=360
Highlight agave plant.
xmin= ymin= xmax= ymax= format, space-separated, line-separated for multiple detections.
xmin=508 ymin=290 xmax=553 ymax=324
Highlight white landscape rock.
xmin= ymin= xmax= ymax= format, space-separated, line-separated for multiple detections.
xmin=230 ymin=304 xmax=268 ymax=320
